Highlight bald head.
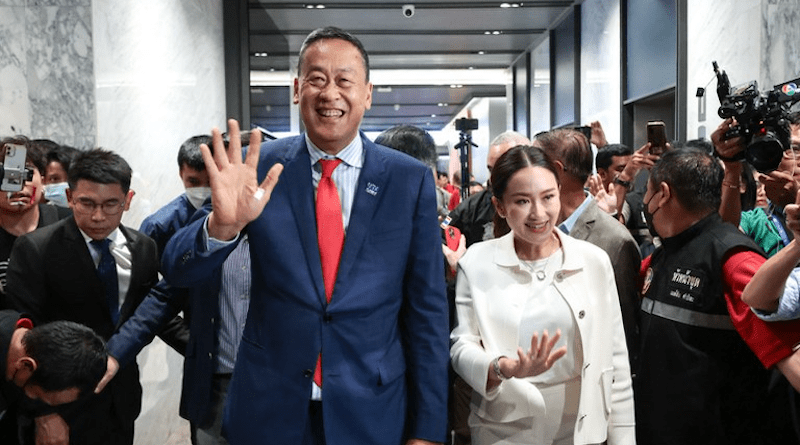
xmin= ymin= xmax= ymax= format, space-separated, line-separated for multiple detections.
xmin=487 ymin=131 xmax=531 ymax=173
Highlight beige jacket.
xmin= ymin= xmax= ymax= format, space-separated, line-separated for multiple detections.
xmin=450 ymin=230 xmax=636 ymax=445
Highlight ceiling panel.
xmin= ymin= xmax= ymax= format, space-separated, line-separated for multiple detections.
xmin=247 ymin=0 xmax=574 ymax=132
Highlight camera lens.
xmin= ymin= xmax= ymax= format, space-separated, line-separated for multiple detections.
xmin=747 ymin=132 xmax=784 ymax=173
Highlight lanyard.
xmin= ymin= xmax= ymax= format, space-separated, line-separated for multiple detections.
xmin=768 ymin=213 xmax=792 ymax=247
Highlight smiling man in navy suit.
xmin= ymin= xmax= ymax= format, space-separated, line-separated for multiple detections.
xmin=162 ymin=27 xmax=449 ymax=445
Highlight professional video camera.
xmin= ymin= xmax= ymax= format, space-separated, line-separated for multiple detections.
xmin=713 ymin=61 xmax=800 ymax=172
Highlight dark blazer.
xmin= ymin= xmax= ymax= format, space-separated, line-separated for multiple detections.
xmin=162 ymin=133 xmax=450 ymax=445
xmin=5 ymin=217 xmax=158 ymax=445
xmin=569 ymin=199 xmax=642 ymax=366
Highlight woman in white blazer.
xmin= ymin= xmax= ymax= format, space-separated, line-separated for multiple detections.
xmin=450 ymin=145 xmax=635 ymax=445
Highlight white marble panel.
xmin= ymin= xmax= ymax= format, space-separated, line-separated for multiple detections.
xmin=686 ymin=0 xmax=761 ymax=139
xmin=0 ymin=0 xmax=24 ymax=6
xmin=580 ymin=0 xmax=621 ymax=144
xmin=530 ymin=37 xmax=550 ymax=135
xmin=0 ymin=6 xmax=29 ymax=136
xmin=93 ymin=0 xmax=226 ymax=229
xmin=762 ymin=0 xmax=800 ymax=89
xmin=27 ymin=6 xmax=95 ymax=148
xmin=29 ymin=0 xmax=90 ymax=5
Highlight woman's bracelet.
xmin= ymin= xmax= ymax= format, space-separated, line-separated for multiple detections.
xmin=722 ymin=181 xmax=740 ymax=190
xmin=492 ymin=356 xmax=509 ymax=380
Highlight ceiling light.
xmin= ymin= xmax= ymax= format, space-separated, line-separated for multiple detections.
xmin=500 ymin=3 xmax=511 ymax=7
xmin=484 ymin=31 xmax=491 ymax=35
xmin=478 ymin=51 xmax=485 ymax=55
xmin=306 ymin=4 xmax=314 ymax=8
xmin=512 ymin=3 xmax=520 ymax=7
xmin=394 ymin=104 xmax=400 ymax=111
xmin=431 ymin=114 xmax=437 ymax=118
xmin=492 ymin=31 xmax=500 ymax=35
xmin=316 ymin=4 xmax=325 ymax=8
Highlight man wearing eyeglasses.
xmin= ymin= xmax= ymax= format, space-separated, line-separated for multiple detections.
xmin=4 ymin=149 xmax=163 ymax=445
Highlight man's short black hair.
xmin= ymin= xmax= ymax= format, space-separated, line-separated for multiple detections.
xmin=67 ymin=148 xmax=132 ymax=193
xmin=787 ymin=111 xmax=800 ymax=126
xmin=44 ymin=144 xmax=80 ymax=176
xmin=177 ymin=135 xmax=212 ymax=172
xmin=297 ymin=26 xmax=370 ymax=81
xmin=596 ymin=144 xmax=632 ymax=171
xmin=374 ymin=125 xmax=437 ymax=168
xmin=23 ymin=321 xmax=107 ymax=397
xmin=649 ymin=147 xmax=723 ymax=214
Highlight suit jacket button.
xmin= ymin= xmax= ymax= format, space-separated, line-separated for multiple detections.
xmin=324 ymin=314 xmax=332 ymax=323
xmin=578 ymin=310 xmax=585 ymax=319
xmin=303 ymin=369 xmax=313 ymax=378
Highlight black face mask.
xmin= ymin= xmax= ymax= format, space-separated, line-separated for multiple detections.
xmin=643 ymin=191 xmax=661 ymax=239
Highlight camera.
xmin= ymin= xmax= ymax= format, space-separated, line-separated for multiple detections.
xmin=713 ymin=61 xmax=800 ymax=172
xmin=402 ymin=4 xmax=415 ymax=18
xmin=455 ymin=118 xmax=478 ymax=132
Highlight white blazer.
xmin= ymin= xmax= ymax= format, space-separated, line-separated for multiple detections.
xmin=450 ymin=231 xmax=636 ymax=445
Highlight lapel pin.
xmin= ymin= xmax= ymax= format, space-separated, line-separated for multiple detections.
xmin=366 ymin=183 xmax=379 ymax=196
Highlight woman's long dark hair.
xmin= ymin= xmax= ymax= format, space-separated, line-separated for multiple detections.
xmin=491 ymin=145 xmax=560 ymax=238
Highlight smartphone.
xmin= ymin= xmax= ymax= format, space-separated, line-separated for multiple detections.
xmin=647 ymin=121 xmax=668 ymax=155
xmin=1 ymin=144 xmax=28 ymax=192
xmin=573 ymin=126 xmax=592 ymax=142
xmin=444 ymin=225 xmax=461 ymax=252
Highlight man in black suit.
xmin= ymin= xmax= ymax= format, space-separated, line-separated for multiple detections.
xmin=0 ymin=311 xmax=107 ymax=444
xmin=5 ymin=149 xmax=164 ymax=445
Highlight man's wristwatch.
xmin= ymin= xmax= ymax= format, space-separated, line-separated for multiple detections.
xmin=613 ymin=174 xmax=631 ymax=190
xmin=492 ymin=356 xmax=509 ymax=380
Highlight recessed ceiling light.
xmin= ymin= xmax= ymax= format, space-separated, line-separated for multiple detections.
xmin=484 ymin=31 xmax=491 ymax=35
xmin=394 ymin=104 xmax=400 ymax=111
xmin=306 ymin=4 xmax=314 ymax=8
xmin=478 ymin=51 xmax=485 ymax=55
xmin=316 ymin=4 xmax=325 ymax=8
xmin=492 ymin=31 xmax=500 ymax=35
xmin=500 ymin=3 xmax=511 ymax=7
xmin=431 ymin=114 xmax=437 ymax=118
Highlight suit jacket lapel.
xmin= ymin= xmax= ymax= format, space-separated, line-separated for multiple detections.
xmin=334 ymin=135 xmax=387 ymax=301
xmin=282 ymin=137 xmax=327 ymax=305
xmin=570 ymin=201 xmax=597 ymax=241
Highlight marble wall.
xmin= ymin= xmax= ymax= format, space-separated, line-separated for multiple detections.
xmin=0 ymin=0 xmax=95 ymax=148
xmin=93 ymin=0 xmax=226 ymax=229
xmin=580 ymin=0 xmax=621 ymax=144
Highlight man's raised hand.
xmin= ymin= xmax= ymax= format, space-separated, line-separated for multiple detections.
xmin=203 ymin=119 xmax=284 ymax=240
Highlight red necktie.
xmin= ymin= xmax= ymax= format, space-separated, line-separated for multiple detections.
xmin=314 ymin=158 xmax=344 ymax=387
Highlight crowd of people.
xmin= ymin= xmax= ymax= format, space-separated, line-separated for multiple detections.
xmin=0 ymin=25 xmax=799 ymax=445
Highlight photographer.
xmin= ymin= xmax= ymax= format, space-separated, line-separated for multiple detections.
xmin=716 ymin=114 xmax=800 ymax=256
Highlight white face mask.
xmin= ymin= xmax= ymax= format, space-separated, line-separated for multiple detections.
xmin=43 ymin=182 xmax=70 ymax=208
xmin=185 ymin=187 xmax=212 ymax=209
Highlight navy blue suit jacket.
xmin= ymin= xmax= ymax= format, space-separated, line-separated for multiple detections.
xmin=162 ymin=133 xmax=450 ymax=444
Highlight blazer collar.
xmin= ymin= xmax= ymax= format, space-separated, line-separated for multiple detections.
xmin=492 ymin=230 xmax=584 ymax=276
